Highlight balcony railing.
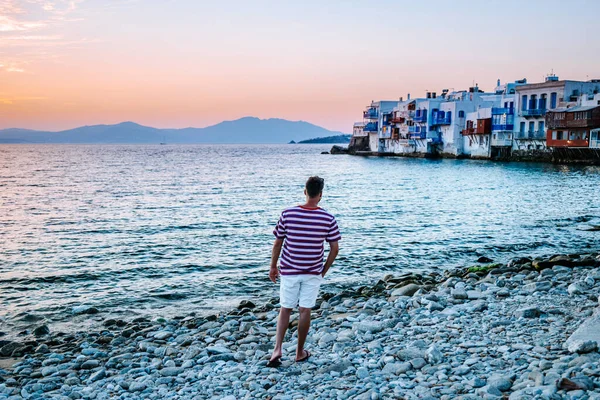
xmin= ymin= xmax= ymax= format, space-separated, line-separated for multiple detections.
xmin=431 ymin=115 xmax=451 ymax=125
xmin=590 ymin=139 xmax=600 ymax=149
xmin=363 ymin=109 xmax=378 ymax=119
xmin=491 ymin=132 xmax=513 ymax=147
xmin=521 ymin=109 xmax=546 ymax=117
xmin=409 ymin=132 xmax=427 ymax=140
xmin=491 ymin=107 xmax=514 ymax=115
xmin=413 ymin=113 xmax=427 ymax=122
xmin=461 ymin=127 xmax=476 ymax=135
xmin=363 ymin=122 xmax=378 ymax=132
xmin=492 ymin=124 xmax=514 ymax=131
xmin=515 ymin=131 xmax=546 ymax=140
xmin=408 ymin=111 xmax=415 ymax=118
xmin=390 ymin=116 xmax=405 ymax=124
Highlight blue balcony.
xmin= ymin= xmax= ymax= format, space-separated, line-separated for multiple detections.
xmin=413 ymin=112 xmax=427 ymax=123
xmin=431 ymin=112 xmax=451 ymax=125
xmin=492 ymin=124 xmax=514 ymax=132
xmin=363 ymin=109 xmax=378 ymax=119
xmin=408 ymin=125 xmax=426 ymax=139
xmin=410 ymin=132 xmax=427 ymax=140
xmin=364 ymin=122 xmax=378 ymax=132
xmin=491 ymin=107 xmax=514 ymax=115
xmin=521 ymin=109 xmax=545 ymax=117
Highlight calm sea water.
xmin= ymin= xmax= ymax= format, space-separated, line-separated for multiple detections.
xmin=1 ymin=144 xmax=599 ymax=337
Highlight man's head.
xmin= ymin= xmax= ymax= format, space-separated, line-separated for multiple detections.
xmin=305 ymin=176 xmax=324 ymax=200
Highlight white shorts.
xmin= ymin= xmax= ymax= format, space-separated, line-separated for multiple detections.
xmin=280 ymin=274 xmax=323 ymax=309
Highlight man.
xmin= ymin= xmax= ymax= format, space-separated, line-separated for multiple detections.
xmin=268 ymin=176 xmax=341 ymax=367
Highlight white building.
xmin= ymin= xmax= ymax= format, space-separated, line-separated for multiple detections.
xmin=361 ymin=101 xmax=397 ymax=152
xmin=513 ymin=76 xmax=600 ymax=151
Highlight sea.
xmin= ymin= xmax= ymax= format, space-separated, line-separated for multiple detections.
xmin=1 ymin=144 xmax=599 ymax=338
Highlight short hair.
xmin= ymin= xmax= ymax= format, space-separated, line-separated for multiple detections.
xmin=305 ymin=176 xmax=324 ymax=198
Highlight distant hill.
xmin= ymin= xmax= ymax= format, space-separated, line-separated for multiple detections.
xmin=0 ymin=118 xmax=349 ymax=144
xmin=297 ymin=134 xmax=351 ymax=144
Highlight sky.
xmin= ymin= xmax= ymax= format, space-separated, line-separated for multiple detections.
xmin=1 ymin=0 xmax=600 ymax=132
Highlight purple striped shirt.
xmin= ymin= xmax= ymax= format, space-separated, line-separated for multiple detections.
xmin=273 ymin=206 xmax=341 ymax=275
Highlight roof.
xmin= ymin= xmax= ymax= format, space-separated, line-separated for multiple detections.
xmin=550 ymin=105 xmax=599 ymax=113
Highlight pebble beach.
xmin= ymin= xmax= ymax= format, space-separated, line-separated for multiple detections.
xmin=2 ymin=252 xmax=600 ymax=399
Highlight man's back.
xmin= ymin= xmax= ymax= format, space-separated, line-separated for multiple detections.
xmin=274 ymin=205 xmax=341 ymax=276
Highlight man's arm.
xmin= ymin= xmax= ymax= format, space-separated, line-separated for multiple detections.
xmin=269 ymin=238 xmax=284 ymax=283
xmin=321 ymin=241 xmax=339 ymax=278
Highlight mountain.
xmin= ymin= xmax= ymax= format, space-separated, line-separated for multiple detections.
xmin=296 ymin=134 xmax=351 ymax=144
xmin=0 ymin=118 xmax=348 ymax=144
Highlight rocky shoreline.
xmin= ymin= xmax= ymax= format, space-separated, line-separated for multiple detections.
xmin=2 ymin=252 xmax=600 ymax=399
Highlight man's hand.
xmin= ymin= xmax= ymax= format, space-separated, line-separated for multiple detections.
xmin=269 ymin=266 xmax=279 ymax=283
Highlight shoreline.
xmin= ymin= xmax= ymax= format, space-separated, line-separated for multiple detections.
xmin=331 ymin=145 xmax=600 ymax=165
xmin=2 ymin=251 xmax=600 ymax=399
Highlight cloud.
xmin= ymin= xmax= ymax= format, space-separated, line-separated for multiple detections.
xmin=0 ymin=15 xmax=46 ymax=32
xmin=6 ymin=66 xmax=25 ymax=72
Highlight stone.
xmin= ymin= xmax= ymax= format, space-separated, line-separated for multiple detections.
xmin=565 ymin=309 xmax=600 ymax=353
xmin=206 ymin=345 xmax=231 ymax=355
xmin=238 ymin=300 xmax=256 ymax=309
xmin=88 ymin=368 xmax=106 ymax=382
xmin=129 ymin=381 xmax=146 ymax=392
xmin=514 ymin=307 xmax=541 ymax=319
xmin=390 ymin=284 xmax=421 ymax=297
xmin=426 ymin=345 xmax=443 ymax=364
xmin=451 ymin=288 xmax=468 ymax=300
xmin=72 ymin=305 xmax=100 ymax=315
xmin=159 ymin=367 xmax=182 ymax=377
xmin=80 ymin=360 xmax=100 ymax=370
xmin=568 ymin=283 xmax=586 ymax=296
xmin=381 ymin=362 xmax=411 ymax=375
xmin=41 ymin=366 xmax=58 ymax=377
xmin=153 ymin=331 xmax=172 ymax=340
xmin=356 ymin=367 xmax=369 ymax=379
xmin=477 ymin=256 xmax=493 ymax=263
xmin=33 ymin=325 xmax=50 ymax=337
xmin=557 ymin=376 xmax=594 ymax=391
xmin=567 ymin=340 xmax=598 ymax=354
xmin=410 ymin=358 xmax=426 ymax=369
xmin=488 ymin=375 xmax=512 ymax=392
xmin=523 ymin=281 xmax=552 ymax=293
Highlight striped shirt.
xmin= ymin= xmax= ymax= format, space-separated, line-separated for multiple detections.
xmin=273 ymin=205 xmax=341 ymax=275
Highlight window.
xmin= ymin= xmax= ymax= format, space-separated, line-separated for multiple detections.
xmin=529 ymin=95 xmax=537 ymax=110
xmin=458 ymin=110 xmax=465 ymax=118
xmin=529 ymin=122 xmax=535 ymax=132
xmin=538 ymin=121 xmax=544 ymax=133
xmin=521 ymin=95 xmax=528 ymax=111
xmin=550 ymin=92 xmax=557 ymax=109
xmin=539 ymin=94 xmax=547 ymax=110
xmin=557 ymin=131 xmax=564 ymax=140
xmin=552 ymin=131 xmax=557 ymax=140
xmin=520 ymin=122 xmax=525 ymax=133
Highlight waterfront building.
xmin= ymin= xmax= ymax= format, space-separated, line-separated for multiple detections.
xmin=461 ymin=108 xmax=492 ymax=158
xmin=546 ymin=105 xmax=600 ymax=148
xmin=361 ymin=101 xmax=397 ymax=152
xmin=513 ymin=76 xmax=600 ymax=151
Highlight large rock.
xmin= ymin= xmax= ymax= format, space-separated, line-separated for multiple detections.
xmin=514 ymin=307 xmax=541 ymax=319
xmin=381 ymin=362 xmax=411 ymax=375
xmin=390 ymin=283 xmax=421 ymax=297
xmin=330 ymin=145 xmax=348 ymax=155
xmin=565 ymin=309 xmax=600 ymax=353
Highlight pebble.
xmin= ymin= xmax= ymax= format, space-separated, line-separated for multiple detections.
xmin=1 ymin=252 xmax=599 ymax=399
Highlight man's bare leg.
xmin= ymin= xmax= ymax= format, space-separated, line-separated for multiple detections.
xmin=270 ymin=307 xmax=292 ymax=361
xmin=296 ymin=307 xmax=311 ymax=360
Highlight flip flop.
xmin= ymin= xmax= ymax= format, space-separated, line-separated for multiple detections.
xmin=266 ymin=356 xmax=282 ymax=368
xmin=296 ymin=350 xmax=311 ymax=363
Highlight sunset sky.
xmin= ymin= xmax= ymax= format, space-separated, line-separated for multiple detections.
xmin=1 ymin=0 xmax=599 ymax=132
